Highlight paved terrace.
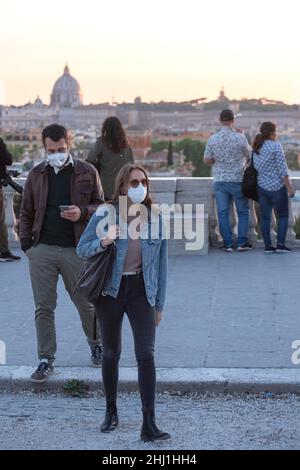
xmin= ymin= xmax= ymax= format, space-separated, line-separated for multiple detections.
xmin=1 ymin=176 xmax=300 ymax=372
xmin=1 ymin=248 xmax=299 ymax=369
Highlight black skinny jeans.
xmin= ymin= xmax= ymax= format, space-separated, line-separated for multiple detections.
xmin=94 ymin=273 xmax=156 ymax=412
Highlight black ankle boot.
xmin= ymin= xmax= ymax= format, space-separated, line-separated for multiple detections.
xmin=141 ymin=410 xmax=170 ymax=442
xmin=101 ymin=404 xmax=119 ymax=433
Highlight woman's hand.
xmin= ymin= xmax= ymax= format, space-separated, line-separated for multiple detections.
xmin=155 ymin=311 xmax=163 ymax=327
xmin=283 ymin=176 xmax=295 ymax=198
xmin=101 ymin=225 xmax=120 ymax=247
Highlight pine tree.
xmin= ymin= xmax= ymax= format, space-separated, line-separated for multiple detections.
xmin=167 ymin=140 xmax=174 ymax=167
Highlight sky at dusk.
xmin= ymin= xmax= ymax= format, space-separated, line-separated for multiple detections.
xmin=1 ymin=0 xmax=300 ymax=106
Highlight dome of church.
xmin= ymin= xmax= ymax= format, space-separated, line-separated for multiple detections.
xmin=50 ymin=65 xmax=83 ymax=108
xmin=34 ymin=95 xmax=44 ymax=108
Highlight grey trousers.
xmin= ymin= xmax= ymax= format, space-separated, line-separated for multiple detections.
xmin=0 ymin=188 xmax=9 ymax=253
xmin=27 ymin=243 xmax=101 ymax=362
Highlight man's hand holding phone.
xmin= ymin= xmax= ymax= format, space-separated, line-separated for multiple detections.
xmin=60 ymin=205 xmax=81 ymax=222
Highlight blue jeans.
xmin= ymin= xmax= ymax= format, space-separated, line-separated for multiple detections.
xmin=258 ymin=186 xmax=289 ymax=248
xmin=214 ymin=182 xmax=250 ymax=247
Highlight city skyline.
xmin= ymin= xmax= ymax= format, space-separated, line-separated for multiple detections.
xmin=1 ymin=64 xmax=298 ymax=107
xmin=3 ymin=64 xmax=297 ymax=108
xmin=1 ymin=0 xmax=300 ymax=106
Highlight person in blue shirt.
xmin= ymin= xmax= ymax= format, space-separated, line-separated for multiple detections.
xmin=77 ymin=164 xmax=170 ymax=443
xmin=253 ymin=122 xmax=295 ymax=254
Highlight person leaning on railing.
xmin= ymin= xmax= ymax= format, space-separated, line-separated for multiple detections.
xmin=87 ymin=116 xmax=134 ymax=201
xmin=253 ymin=122 xmax=295 ymax=254
xmin=204 ymin=109 xmax=252 ymax=253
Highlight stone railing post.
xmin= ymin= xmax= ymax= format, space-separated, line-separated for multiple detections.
xmin=286 ymin=197 xmax=296 ymax=243
xmin=210 ymin=194 xmax=220 ymax=247
xmin=248 ymin=200 xmax=259 ymax=246
xmin=4 ymin=185 xmax=16 ymax=245
xmin=289 ymin=177 xmax=300 ymax=246
xmin=230 ymin=202 xmax=237 ymax=240
xmin=4 ymin=178 xmax=26 ymax=248
xmin=175 ymin=178 xmax=212 ymax=254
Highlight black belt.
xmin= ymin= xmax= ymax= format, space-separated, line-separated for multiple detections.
xmin=122 ymin=271 xmax=142 ymax=277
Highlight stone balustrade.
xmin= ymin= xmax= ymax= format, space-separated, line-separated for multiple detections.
xmin=3 ymin=177 xmax=300 ymax=254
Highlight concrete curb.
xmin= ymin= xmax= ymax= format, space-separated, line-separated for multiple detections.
xmin=0 ymin=366 xmax=300 ymax=394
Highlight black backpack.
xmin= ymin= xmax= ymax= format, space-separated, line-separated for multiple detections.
xmin=242 ymin=152 xmax=258 ymax=201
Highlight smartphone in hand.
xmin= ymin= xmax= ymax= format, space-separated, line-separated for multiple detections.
xmin=59 ymin=205 xmax=71 ymax=212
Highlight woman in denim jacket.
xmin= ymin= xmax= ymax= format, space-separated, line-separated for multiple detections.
xmin=77 ymin=164 xmax=170 ymax=442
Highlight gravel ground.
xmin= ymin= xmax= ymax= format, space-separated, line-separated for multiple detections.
xmin=0 ymin=391 xmax=300 ymax=450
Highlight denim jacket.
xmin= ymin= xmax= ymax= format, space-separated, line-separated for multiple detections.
xmin=76 ymin=204 xmax=168 ymax=311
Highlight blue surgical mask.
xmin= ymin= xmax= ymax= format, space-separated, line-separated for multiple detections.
xmin=128 ymin=183 xmax=147 ymax=204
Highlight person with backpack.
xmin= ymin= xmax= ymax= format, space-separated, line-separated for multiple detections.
xmin=253 ymin=122 xmax=294 ymax=254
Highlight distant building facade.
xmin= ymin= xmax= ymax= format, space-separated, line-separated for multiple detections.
xmin=126 ymin=126 xmax=152 ymax=159
xmin=1 ymin=69 xmax=300 ymax=145
xmin=0 ymin=65 xmax=113 ymax=132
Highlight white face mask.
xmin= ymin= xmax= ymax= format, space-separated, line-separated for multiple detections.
xmin=46 ymin=152 xmax=69 ymax=174
xmin=128 ymin=183 xmax=147 ymax=204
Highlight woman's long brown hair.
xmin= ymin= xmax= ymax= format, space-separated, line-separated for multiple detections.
xmin=253 ymin=122 xmax=276 ymax=153
xmin=101 ymin=116 xmax=129 ymax=153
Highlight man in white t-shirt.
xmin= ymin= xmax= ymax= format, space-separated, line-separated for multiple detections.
xmin=204 ymin=109 xmax=252 ymax=252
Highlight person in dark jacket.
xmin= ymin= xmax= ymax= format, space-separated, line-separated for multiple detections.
xmin=0 ymin=137 xmax=21 ymax=261
xmin=87 ymin=117 xmax=134 ymax=200
xmin=20 ymin=124 xmax=104 ymax=382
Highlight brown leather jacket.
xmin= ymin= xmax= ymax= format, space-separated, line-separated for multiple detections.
xmin=20 ymin=159 xmax=104 ymax=251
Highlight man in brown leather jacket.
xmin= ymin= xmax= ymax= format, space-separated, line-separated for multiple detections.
xmin=20 ymin=124 xmax=104 ymax=382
